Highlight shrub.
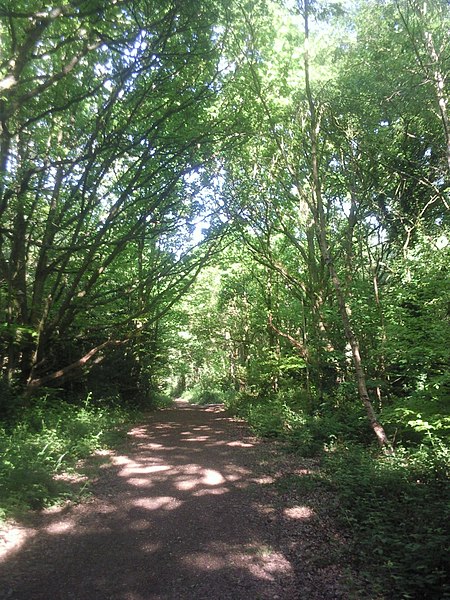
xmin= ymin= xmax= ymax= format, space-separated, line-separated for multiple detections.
xmin=0 ymin=379 xmax=23 ymax=422
xmin=182 ymin=384 xmax=230 ymax=405
xmin=381 ymin=393 xmax=450 ymax=447
xmin=0 ymin=394 xmax=137 ymax=520
xmin=144 ymin=391 xmax=173 ymax=410
xmin=228 ymin=386 xmax=450 ymax=598
xmin=225 ymin=387 xmax=373 ymax=455
xmin=322 ymin=444 xmax=450 ymax=599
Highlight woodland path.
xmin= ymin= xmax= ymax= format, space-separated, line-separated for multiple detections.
xmin=0 ymin=401 xmax=351 ymax=600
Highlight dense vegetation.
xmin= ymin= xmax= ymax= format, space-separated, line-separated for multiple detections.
xmin=0 ymin=389 xmax=139 ymax=519
xmin=1 ymin=1 xmax=449 ymax=597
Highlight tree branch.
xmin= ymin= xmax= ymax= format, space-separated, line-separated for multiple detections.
xmin=26 ymin=338 xmax=127 ymax=390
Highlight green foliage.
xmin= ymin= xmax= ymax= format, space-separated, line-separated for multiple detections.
xmin=146 ymin=392 xmax=174 ymax=410
xmin=0 ymin=0 xmax=234 ymax=391
xmin=322 ymin=445 xmax=450 ymax=599
xmin=227 ymin=379 xmax=450 ymax=599
xmin=245 ymin=398 xmax=303 ymax=438
xmin=0 ymin=1 xmax=446 ymax=592
xmin=225 ymin=387 xmax=373 ymax=454
xmin=0 ymin=379 xmax=22 ymax=421
xmin=181 ymin=383 xmax=232 ymax=406
xmin=382 ymin=394 xmax=450 ymax=446
xmin=0 ymin=395 xmax=137 ymax=520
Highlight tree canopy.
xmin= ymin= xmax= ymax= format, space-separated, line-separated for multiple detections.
xmin=1 ymin=0 xmax=449 ymax=434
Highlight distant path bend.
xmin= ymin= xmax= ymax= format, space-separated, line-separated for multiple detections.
xmin=0 ymin=401 xmax=349 ymax=599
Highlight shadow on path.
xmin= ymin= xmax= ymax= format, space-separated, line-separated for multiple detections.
xmin=0 ymin=402 xmax=304 ymax=600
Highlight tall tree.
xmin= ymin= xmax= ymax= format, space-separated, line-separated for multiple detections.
xmin=0 ymin=0 xmax=231 ymax=392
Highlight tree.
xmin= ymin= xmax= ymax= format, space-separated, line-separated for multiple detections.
xmin=0 ymin=0 xmax=232 ymax=393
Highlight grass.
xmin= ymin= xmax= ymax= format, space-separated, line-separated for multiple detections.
xmin=0 ymin=393 xmax=139 ymax=521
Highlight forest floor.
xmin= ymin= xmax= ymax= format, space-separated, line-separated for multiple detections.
xmin=0 ymin=400 xmax=361 ymax=600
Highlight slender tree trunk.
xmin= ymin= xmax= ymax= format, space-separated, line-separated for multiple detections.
xmin=302 ymin=0 xmax=393 ymax=452
xmin=424 ymin=32 xmax=450 ymax=174
xmin=397 ymin=0 xmax=450 ymax=175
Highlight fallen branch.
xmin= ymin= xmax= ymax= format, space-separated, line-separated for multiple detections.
xmin=26 ymin=339 xmax=127 ymax=391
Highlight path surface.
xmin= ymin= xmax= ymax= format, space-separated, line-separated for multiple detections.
xmin=0 ymin=401 xmax=349 ymax=599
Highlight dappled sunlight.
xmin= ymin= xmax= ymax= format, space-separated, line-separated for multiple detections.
xmin=175 ymin=478 xmax=198 ymax=491
xmin=173 ymin=466 xmax=225 ymax=490
xmin=204 ymin=405 xmax=226 ymax=413
xmin=294 ymin=468 xmax=317 ymax=476
xmin=120 ymin=464 xmax=172 ymax=477
xmin=105 ymin=421 xmax=260 ymax=501
xmin=110 ymin=414 xmax=263 ymax=512
xmin=128 ymin=426 xmax=149 ymax=438
xmin=129 ymin=519 xmax=156 ymax=531
xmin=182 ymin=550 xmax=227 ymax=571
xmin=93 ymin=449 xmax=114 ymax=457
xmin=133 ymin=497 xmax=183 ymax=511
xmin=127 ymin=477 xmax=155 ymax=488
xmin=112 ymin=455 xmax=134 ymax=466
xmin=283 ymin=506 xmax=315 ymax=520
xmin=252 ymin=475 xmax=275 ymax=484
xmin=0 ymin=403 xmax=300 ymax=599
xmin=181 ymin=541 xmax=294 ymax=582
xmin=224 ymin=466 xmax=252 ymax=482
xmin=222 ymin=472 xmax=244 ymax=482
xmin=0 ymin=525 xmax=35 ymax=560
xmin=202 ymin=469 xmax=226 ymax=486
xmin=258 ymin=506 xmax=276 ymax=517
xmin=193 ymin=487 xmax=229 ymax=496
xmin=247 ymin=551 xmax=293 ymax=582
xmin=227 ymin=440 xmax=255 ymax=448
xmin=153 ymin=422 xmax=179 ymax=431
xmin=95 ymin=504 xmax=116 ymax=515
xmin=178 ymin=464 xmax=200 ymax=475
xmin=45 ymin=520 xmax=76 ymax=535
xmin=141 ymin=542 xmax=161 ymax=554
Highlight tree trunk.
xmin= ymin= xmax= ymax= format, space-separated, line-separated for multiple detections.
xmin=302 ymin=0 xmax=393 ymax=453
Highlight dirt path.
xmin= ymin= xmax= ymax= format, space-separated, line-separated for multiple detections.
xmin=0 ymin=401 xmax=351 ymax=599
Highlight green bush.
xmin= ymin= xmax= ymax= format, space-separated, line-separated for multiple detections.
xmin=223 ymin=389 xmax=255 ymax=415
xmin=224 ymin=392 xmax=306 ymax=439
xmin=195 ymin=390 xmax=223 ymax=405
xmin=0 ymin=379 xmax=22 ymax=421
xmin=182 ymin=384 xmax=229 ymax=405
xmin=322 ymin=444 xmax=450 ymax=599
xmin=225 ymin=388 xmax=373 ymax=454
xmin=228 ymin=385 xmax=450 ymax=598
xmin=145 ymin=391 xmax=173 ymax=410
xmin=381 ymin=393 xmax=450 ymax=447
xmin=0 ymin=394 xmax=137 ymax=520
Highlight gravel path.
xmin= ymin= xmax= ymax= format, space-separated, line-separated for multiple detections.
xmin=0 ymin=401 xmax=352 ymax=599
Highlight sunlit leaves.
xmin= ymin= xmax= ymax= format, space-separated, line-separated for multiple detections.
xmin=0 ymin=0 xmax=235 ymax=386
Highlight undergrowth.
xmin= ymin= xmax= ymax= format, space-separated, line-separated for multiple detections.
xmin=322 ymin=444 xmax=450 ymax=599
xmin=181 ymin=384 xmax=232 ymax=406
xmin=0 ymin=393 xmax=138 ymax=521
xmin=226 ymin=390 xmax=450 ymax=599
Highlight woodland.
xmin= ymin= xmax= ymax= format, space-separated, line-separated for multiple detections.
xmin=0 ymin=0 xmax=449 ymax=598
